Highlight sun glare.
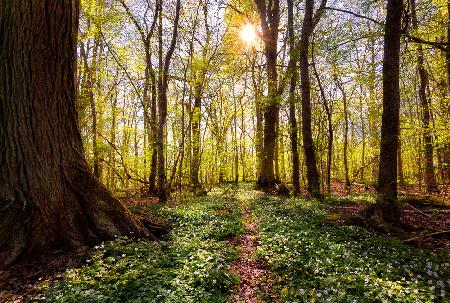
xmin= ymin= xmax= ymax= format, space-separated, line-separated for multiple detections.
xmin=241 ymin=23 xmax=257 ymax=46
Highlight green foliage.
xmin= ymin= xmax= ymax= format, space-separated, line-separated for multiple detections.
xmin=252 ymin=196 xmax=450 ymax=302
xmin=41 ymin=193 xmax=243 ymax=303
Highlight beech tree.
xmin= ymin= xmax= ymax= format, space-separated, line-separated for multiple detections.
xmin=0 ymin=0 xmax=149 ymax=268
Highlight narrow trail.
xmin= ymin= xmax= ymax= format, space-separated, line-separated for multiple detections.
xmin=228 ymin=190 xmax=272 ymax=303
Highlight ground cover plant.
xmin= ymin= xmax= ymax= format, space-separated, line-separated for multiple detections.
xmin=252 ymin=194 xmax=450 ymax=302
xmin=37 ymin=188 xmax=243 ymax=303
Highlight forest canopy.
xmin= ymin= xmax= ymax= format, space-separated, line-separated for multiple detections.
xmin=76 ymin=0 xmax=448 ymax=197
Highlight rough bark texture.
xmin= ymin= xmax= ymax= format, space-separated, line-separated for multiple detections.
xmin=300 ymin=0 xmax=321 ymax=196
xmin=411 ymin=0 xmax=438 ymax=193
xmin=255 ymin=0 xmax=280 ymax=188
xmin=0 ymin=0 xmax=149 ymax=268
xmin=376 ymin=0 xmax=403 ymax=222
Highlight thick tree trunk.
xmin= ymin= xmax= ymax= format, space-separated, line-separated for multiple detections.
xmin=300 ymin=0 xmax=321 ymax=196
xmin=376 ymin=0 xmax=403 ymax=222
xmin=0 ymin=0 xmax=149 ymax=268
xmin=411 ymin=0 xmax=438 ymax=193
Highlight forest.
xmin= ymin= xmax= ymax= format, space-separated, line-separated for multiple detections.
xmin=0 ymin=0 xmax=449 ymax=302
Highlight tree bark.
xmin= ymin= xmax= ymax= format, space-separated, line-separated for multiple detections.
xmin=300 ymin=0 xmax=321 ymax=196
xmin=254 ymin=0 xmax=280 ymax=188
xmin=410 ymin=0 xmax=438 ymax=193
xmin=0 ymin=0 xmax=149 ymax=268
xmin=376 ymin=0 xmax=403 ymax=222
xmin=334 ymin=76 xmax=350 ymax=187
xmin=287 ymin=0 xmax=300 ymax=194
xmin=157 ymin=0 xmax=181 ymax=201
xmin=311 ymin=38 xmax=332 ymax=193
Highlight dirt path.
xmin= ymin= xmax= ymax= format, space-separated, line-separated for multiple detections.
xmin=228 ymin=201 xmax=271 ymax=303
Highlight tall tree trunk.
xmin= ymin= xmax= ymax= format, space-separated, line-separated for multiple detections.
xmin=375 ymin=0 xmax=403 ymax=222
xmin=190 ymin=2 xmax=210 ymax=191
xmin=80 ymin=36 xmax=101 ymax=179
xmin=368 ymin=34 xmax=380 ymax=183
xmin=191 ymin=90 xmax=202 ymax=188
xmin=287 ymin=0 xmax=300 ymax=194
xmin=312 ymin=39 xmax=332 ymax=193
xmin=300 ymin=0 xmax=320 ymax=196
xmin=157 ymin=0 xmax=181 ymax=201
xmin=251 ymin=55 xmax=264 ymax=178
xmin=254 ymin=0 xmax=280 ymax=188
xmin=0 ymin=0 xmax=149 ymax=268
xmin=335 ymin=76 xmax=350 ymax=187
xmin=148 ymin=69 xmax=158 ymax=195
xmin=398 ymin=127 xmax=405 ymax=186
xmin=411 ymin=0 xmax=438 ymax=193
xmin=359 ymin=84 xmax=366 ymax=182
xmin=442 ymin=0 xmax=450 ymax=183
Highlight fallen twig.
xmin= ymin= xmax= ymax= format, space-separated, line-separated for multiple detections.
xmin=404 ymin=202 xmax=433 ymax=219
xmin=405 ymin=230 xmax=450 ymax=242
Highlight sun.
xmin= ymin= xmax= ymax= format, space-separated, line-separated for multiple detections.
xmin=241 ymin=23 xmax=257 ymax=46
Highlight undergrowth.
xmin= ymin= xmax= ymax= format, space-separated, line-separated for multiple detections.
xmin=40 ymin=188 xmax=243 ymax=303
xmin=253 ymin=195 xmax=450 ymax=302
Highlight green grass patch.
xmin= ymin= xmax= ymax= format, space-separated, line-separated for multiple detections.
xmin=41 ymin=191 xmax=243 ymax=303
xmin=252 ymin=196 xmax=450 ymax=302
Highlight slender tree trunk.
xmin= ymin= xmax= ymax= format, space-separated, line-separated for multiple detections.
xmin=80 ymin=36 xmax=101 ymax=179
xmin=0 ymin=0 xmax=149 ymax=268
xmin=398 ymin=127 xmax=405 ymax=186
xmin=287 ymin=0 xmax=300 ymax=193
xmin=251 ymin=55 xmax=264 ymax=178
xmin=411 ymin=0 xmax=438 ymax=193
xmin=312 ymin=39 xmax=332 ymax=193
xmin=368 ymin=35 xmax=380 ymax=183
xmin=359 ymin=84 xmax=366 ymax=182
xmin=148 ymin=69 xmax=158 ymax=194
xmin=191 ymin=91 xmax=202 ymax=189
xmin=157 ymin=0 xmax=181 ymax=201
xmin=300 ymin=0 xmax=320 ymax=196
xmin=444 ymin=0 xmax=450 ymax=183
xmin=375 ymin=0 xmax=403 ymax=222
xmin=335 ymin=76 xmax=350 ymax=187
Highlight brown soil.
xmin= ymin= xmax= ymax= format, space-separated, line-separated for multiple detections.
xmin=228 ymin=208 xmax=273 ymax=303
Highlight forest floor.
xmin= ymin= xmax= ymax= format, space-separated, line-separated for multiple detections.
xmin=1 ymin=183 xmax=449 ymax=302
